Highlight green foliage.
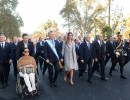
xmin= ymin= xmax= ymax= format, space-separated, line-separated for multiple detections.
xmin=60 ymin=0 xmax=106 ymax=36
xmin=102 ymin=26 xmax=112 ymax=39
xmin=0 ymin=0 xmax=23 ymax=38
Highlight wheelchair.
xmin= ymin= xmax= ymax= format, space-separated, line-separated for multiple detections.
xmin=16 ymin=68 xmax=40 ymax=99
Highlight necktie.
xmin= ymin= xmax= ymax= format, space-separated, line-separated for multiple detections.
xmin=1 ymin=43 xmax=3 ymax=49
xmin=88 ymin=42 xmax=90 ymax=49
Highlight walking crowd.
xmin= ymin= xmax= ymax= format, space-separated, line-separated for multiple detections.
xmin=0 ymin=30 xmax=129 ymax=95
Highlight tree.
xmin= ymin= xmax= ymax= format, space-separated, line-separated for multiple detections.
xmin=60 ymin=0 xmax=106 ymax=36
xmin=0 ymin=0 xmax=23 ymax=38
xmin=33 ymin=20 xmax=60 ymax=38
xmin=102 ymin=26 xmax=112 ymax=39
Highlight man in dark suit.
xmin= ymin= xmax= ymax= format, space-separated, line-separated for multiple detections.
xmin=10 ymin=36 xmax=18 ymax=78
xmin=44 ymin=31 xmax=63 ymax=87
xmin=36 ymin=37 xmax=45 ymax=70
xmin=0 ymin=34 xmax=12 ymax=89
xmin=105 ymin=36 xmax=116 ymax=66
xmin=17 ymin=33 xmax=34 ymax=60
xmin=92 ymin=34 xmax=107 ymax=81
xmin=79 ymin=34 xmax=95 ymax=83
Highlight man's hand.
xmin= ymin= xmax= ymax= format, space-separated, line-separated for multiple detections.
xmin=95 ymin=58 xmax=98 ymax=62
xmin=46 ymin=59 xmax=49 ymax=63
xmin=81 ymin=60 xmax=84 ymax=63
xmin=9 ymin=60 xmax=13 ymax=64
xmin=60 ymin=59 xmax=63 ymax=62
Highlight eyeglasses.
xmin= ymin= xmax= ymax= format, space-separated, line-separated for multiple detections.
xmin=24 ymin=51 xmax=29 ymax=53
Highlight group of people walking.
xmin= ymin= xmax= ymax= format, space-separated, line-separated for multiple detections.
xmin=0 ymin=30 xmax=129 ymax=93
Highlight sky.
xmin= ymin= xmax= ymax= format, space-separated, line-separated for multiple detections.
xmin=16 ymin=0 xmax=130 ymax=34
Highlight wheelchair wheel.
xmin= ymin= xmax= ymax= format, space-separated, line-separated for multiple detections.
xmin=16 ymin=75 xmax=23 ymax=94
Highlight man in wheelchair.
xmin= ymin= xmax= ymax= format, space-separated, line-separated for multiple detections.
xmin=17 ymin=48 xmax=37 ymax=95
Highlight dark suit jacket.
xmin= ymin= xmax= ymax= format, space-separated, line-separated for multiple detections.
xmin=16 ymin=40 xmax=34 ymax=60
xmin=44 ymin=40 xmax=62 ymax=63
xmin=0 ymin=42 xmax=11 ymax=63
xmin=10 ymin=42 xmax=17 ymax=60
xmin=93 ymin=40 xmax=106 ymax=61
xmin=79 ymin=41 xmax=95 ymax=62
xmin=106 ymin=41 xmax=116 ymax=58
xmin=36 ymin=41 xmax=45 ymax=57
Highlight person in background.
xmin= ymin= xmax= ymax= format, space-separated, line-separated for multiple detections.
xmin=10 ymin=36 xmax=18 ymax=78
xmin=0 ymin=34 xmax=12 ymax=89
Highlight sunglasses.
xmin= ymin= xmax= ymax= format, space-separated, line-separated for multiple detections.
xmin=24 ymin=51 xmax=29 ymax=53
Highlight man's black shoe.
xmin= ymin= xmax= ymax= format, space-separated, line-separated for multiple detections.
xmin=87 ymin=80 xmax=92 ymax=84
xmin=5 ymin=83 xmax=8 ymax=87
xmin=101 ymin=78 xmax=107 ymax=81
xmin=53 ymin=82 xmax=58 ymax=87
xmin=120 ymin=75 xmax=127 ymax=79
xmin=0 ymin=84 xmax=5 ymax=89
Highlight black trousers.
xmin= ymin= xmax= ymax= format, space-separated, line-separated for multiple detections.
xmin=47 ymin=62 xmax=59 ymax=84
xmin=123 ymin=56 xmax=129 ymax=66
xmin=42 ymin=61 xmax=48 ymax=75
xmin=0 ymin=62 xmax=10 ymax=84
xmin=92 ymin=59 xmax=105 ymax=79
xmin=13 ymin=60 xmax=17 ymax=78
xmin=79 ymin=59 xmax=92 ymax=81
xmin=110 ymin=55 xmax=124 ymax=75
xmin=39 ymin=57 xmax=44 ymax=69
xmin=105 ymin=55 xmax=110 ymax=66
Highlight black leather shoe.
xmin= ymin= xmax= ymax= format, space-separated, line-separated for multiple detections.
xmin=33 ymin=90 xmax=37 ymax=94
xmin=101 ymin=78 xmax=107 ymax=81
xmin=5 ymin=83 xmax=8 ymax=87
xmin=0 ymin=84 xmax=5 ymax=89
xmin=53 ymin=82 xmax=58 ymax=87
xmin=120 ymin=75 xmax=127 ymax=79
xmin=87 ymin=80 xmax=92 ymax=84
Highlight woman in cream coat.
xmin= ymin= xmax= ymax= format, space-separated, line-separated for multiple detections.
xmin=62 ymin=32 xmax=78 ymax=85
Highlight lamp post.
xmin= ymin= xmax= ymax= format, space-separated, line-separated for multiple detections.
xmin=108 ymin=0 xmax=111 ymax=26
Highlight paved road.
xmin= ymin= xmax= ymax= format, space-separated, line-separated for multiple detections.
xmin=0 ymin=62 xmax=130 ymax=100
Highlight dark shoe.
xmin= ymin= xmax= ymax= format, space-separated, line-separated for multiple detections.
xmin=0 ymin=84 xmax=5 ymax=89
xmin=101 ymin=78 xmax=107 ymax=81
xmin=120 ymin=75 xmax=127 ymax=79
xmin=87 ymin=80 xmax=92 ymax=84
xmin=53 ymin=82 xmax=58 ymax=87
xmin=30 ymin=91 xmax=33 ymax=96
xmin=33 ymin=90 xmax=37 ymax=94
xmin=5 ymin=83 xmax=8 ymax=87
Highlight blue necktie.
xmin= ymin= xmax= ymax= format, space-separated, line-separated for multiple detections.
xmin=88 ymin=43 xmax=90 ymax=50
